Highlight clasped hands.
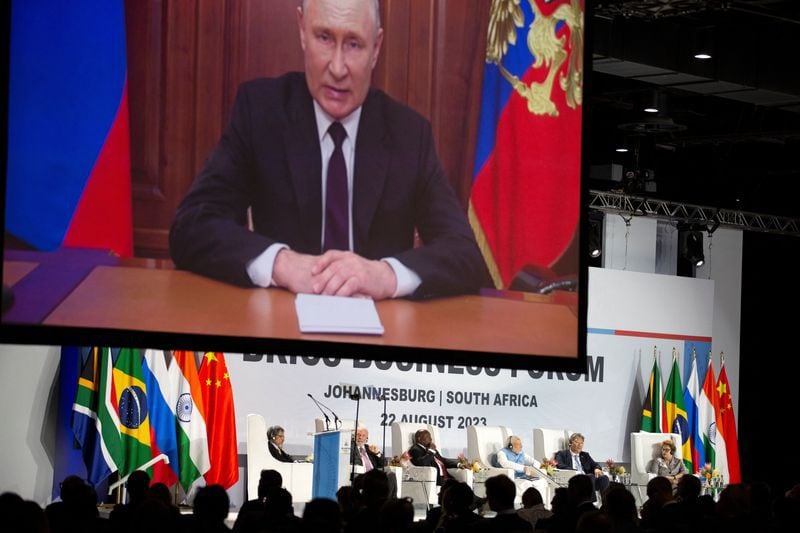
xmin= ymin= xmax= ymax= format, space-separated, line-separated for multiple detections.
xmin=273 ymin=249 xmax=397 ymax=300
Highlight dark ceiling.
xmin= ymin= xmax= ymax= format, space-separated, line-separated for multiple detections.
xmin=587 ymin=0 xmax=800 ymax=218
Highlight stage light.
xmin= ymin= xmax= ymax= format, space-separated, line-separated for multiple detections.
xmin=588 ymin=212 xmax=603 ymax=258
xmin=680 ymin=229 xmax=705 ymax=267
xmin=692 ymin=26 xmax=714 ymax=60
xmin=643 ymin=90 xmax=660 ymax=114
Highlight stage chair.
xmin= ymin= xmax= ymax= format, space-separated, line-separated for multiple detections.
xmin=466 ymin=425 xmax=551 ymax=506
xmin=630 ymin=431 xmax=682 ymax=502
xmin=532 ymin=427 xmax=572 ymax=461
xmin=466 ymin=424 xmax=515 ymax=483
xmin=390 ymin=422 xmax=473 ymax=507
xmin=532 ymin=427 xmax=579 ymax=493
xmin=246 ymin=413 xmax=314 ymax=503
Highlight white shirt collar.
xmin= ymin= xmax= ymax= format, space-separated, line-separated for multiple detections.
xmin=313 ymin=101 xmax=361 ymax=146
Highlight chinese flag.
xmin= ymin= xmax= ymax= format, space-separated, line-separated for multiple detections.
xmin=717 ymin=362 xmax=741 ymax=483
xmin=198 ymin=352 xmax=239 ymax=488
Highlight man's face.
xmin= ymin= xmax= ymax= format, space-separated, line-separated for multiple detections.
xmin=356 ymin=427 xmax=368 ymax=445
xmin=298 ymin=0 xmax=383 ymax=120
xmin=417 ymin=430 xmax=432 ymax=447
xmin=569 ymin=437 xmax=584 ymax=454
xmin=510 ymin=437 xmax=523 ymax=454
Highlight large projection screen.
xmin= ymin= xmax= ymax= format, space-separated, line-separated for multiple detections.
xmin=2 ymin=0 xmax=588 ymax=372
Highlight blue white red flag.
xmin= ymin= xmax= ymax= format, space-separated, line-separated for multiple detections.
xmin=683 ymin=351 xmax=704 ymax=470
xmin=142 ymin=350 xmax=181 ymax=486
xmin=6 ymin=0 xmax=132 ymax=256
xmin=471 ymin=0 xmax=584 ymax=288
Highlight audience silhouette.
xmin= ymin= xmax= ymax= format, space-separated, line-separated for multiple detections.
xmin=6 ymin=474 xmax=800 ymax=533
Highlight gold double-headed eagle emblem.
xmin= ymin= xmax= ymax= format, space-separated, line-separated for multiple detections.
xmin=486 ymin=0 xmax=583 ymax=116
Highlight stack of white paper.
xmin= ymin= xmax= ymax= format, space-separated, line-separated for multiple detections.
xmin=294 ymin=293 xmax=385 ymax=335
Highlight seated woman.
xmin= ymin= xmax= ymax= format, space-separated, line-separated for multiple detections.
xmin=649 ymin=438 xmax=686 ymax=488
xmin=267 ymin=425 xmax=295 ymax=463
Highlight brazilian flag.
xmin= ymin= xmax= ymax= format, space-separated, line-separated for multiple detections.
xmin=111 ymin=348 xmax=153 ymax=476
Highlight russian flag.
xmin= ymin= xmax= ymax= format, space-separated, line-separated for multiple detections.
xmin=142 ymin=350 xmax=181 ymax=487
xmin=6 ymin=0 xmax=132 ymax=256
xmin=682 ymin=351 xmax=704 ymax=471
xmin=470 ymin=0 xmax=583 ymax=288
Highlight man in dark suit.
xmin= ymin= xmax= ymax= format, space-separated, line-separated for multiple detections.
xmin=350 ymin=426 xmax=383 ymax=471
xmin=408 ymin=429 xmax=460 ymax=485
xmin=554 ymin=432 xmax=609 ymax=501
xmin=267 ymin=425 xmax=294 ymax=463
xmin=350 ymin=425 xmax=398 ymax=498
xmin=170 ymin=0 xmax=488 ymax=300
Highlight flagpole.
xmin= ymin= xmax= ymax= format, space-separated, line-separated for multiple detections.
xmin=107 ymin=454 xmax=170 ymax=496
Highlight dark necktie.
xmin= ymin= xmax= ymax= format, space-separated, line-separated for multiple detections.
xmin=432 ymin=452 xmax=448 ymax=480
xmin=360 ymin=446 xmax=372 ymax=471
xmin=324 ymin=122 xmax=348 ymax=251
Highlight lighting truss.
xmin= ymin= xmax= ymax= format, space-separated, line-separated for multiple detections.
xmin=588 ymin=189 xmax=800 ymax=237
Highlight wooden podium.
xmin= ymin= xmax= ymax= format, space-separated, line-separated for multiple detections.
xmin=312 ymin=429 xmax=353 ymax=500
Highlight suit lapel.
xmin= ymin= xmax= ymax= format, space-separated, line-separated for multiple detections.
xmin=352 ymin=90 xmax=389 ymax=253
xmin=284 ymin=83 xmax=323 ymax=252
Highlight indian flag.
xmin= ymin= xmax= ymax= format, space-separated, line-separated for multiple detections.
xmin=697 ymin=357 xmax=725 ymax=476
xmin=172 ymin=351 xmax=211 ymax=494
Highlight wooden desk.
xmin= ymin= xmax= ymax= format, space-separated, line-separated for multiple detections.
xmin=35 ymin=265 xmax=577 ymax=357
xmin=2 ymin=260 xmax=38 ymax=287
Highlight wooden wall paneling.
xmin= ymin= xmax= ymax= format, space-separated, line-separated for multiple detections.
xmin=155 ymin=0 xmax=199 ymax=257
xmin=194 ymin=0 xmax=227 ymax=176
xmin=405 ymin=1 xmax=435 ymax=120
xmin=127 ymin=0 xmax=169 ymax=257
xmin=375 ymin=0 xmax=411 ymax=104
xmin=232 ymin=0 xmax=304 ymax=94
xmin=429 ymin=0 xmax=491 ymax=205
xmin=461 ymin=2 xmax=492 ymax=204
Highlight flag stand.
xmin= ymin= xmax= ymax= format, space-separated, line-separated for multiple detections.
xmin=107 ymin=454 xmax=170 ymax=503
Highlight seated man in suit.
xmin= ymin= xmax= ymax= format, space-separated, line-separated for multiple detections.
xmin=350 ymin=425 xmax=383 ymax=471
xmin=408 ymin=429 xmax=461 ymax=485
xmin=350 ymin=425 xmax=397 ymax=497
xmin=169 ymin=0 xmax=489 ymax=300
xmin=554 ymin=432 xmax=609 ymax=501
xmin=267 ymin=425 xmax=295 ymax=463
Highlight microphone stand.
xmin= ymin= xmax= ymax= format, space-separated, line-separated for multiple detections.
xmin=308 ymin=394 xmax=331 ymax=431
xmin=350 ymin=390 xmax=361 ymax=482
xmin=317 ymin=397 xmax=341 ymax=430
xmin=381 ymin=392 xmax=387 ymax=464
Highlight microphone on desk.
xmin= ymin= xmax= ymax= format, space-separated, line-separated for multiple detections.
xmin=308 ymin=394 xmax=331 ymax=431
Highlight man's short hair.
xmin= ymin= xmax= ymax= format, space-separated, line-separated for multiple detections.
xmin=267 ymin=425 xmax=284 ymax=441
xmin=484 ymin=474 xmax=516 ymax=510
xmin=300 ymin=0 xmax=381 ymax=32
xmin=568 ymin=472 xmax=594 ymax=501
xmin=522 ymin=486 xmax=544 ymax=507
xmin=569 ymin=432 xmax=585 ymax=444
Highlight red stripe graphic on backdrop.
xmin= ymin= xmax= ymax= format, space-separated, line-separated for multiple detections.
xmin=614 ymin=330 xmax=712 ymax=342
